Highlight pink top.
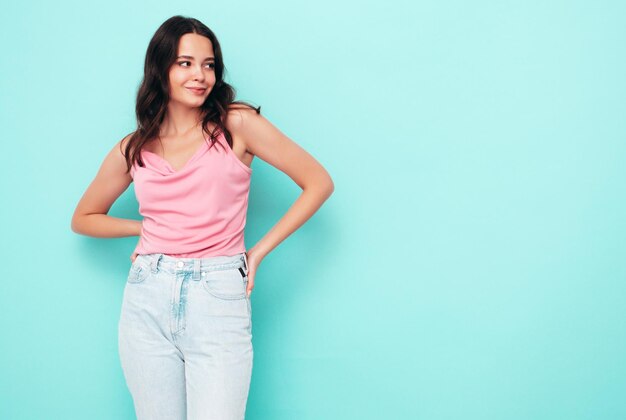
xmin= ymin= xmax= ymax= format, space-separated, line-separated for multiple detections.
xmin=130 ymin=130 xmax=252 ymax=258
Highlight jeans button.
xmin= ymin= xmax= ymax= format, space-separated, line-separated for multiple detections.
xmin=177 ymin=261 xmax=184 ymax=268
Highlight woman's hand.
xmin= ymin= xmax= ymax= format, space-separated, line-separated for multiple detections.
xmin=245 ymin=248 xmax=264 ymax=298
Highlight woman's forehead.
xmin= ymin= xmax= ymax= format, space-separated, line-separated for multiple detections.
xmin=178 ymin=33 xmax=214 ymax=56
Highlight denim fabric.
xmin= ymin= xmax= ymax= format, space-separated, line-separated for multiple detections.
xmin=118 ymin=252 xmax=253 ymax=420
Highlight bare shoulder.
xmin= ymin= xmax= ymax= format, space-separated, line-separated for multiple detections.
xmin=224 ymin=104 xmax=334 ymax=192
xmin=102 ymin=131 xmax=136 ymax=177
xmin=225 ymin=104 xmax=293 ymax=157
xmin=225 ymin=104 xmax=262 ymax=134
xmin=117 ymin=131 xmax=135 ymax=156
xmin=224 ymin=105 xmax=265 ymax=161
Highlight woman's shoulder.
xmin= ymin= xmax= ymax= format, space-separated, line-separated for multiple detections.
xmin=117 ymin=131 xmax=136 ymax=156
xmin=225 ymin=103 xmax=263 ymax=133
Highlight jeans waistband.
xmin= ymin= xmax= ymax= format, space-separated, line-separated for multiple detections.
xmin=136 ymin=252 xmax=248 ymax=280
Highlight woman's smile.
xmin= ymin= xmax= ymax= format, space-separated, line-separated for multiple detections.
xmin=186 ymin=87 xmax=207 ymax=95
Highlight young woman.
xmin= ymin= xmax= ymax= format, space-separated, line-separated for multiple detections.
xmin=71 ymin=15 xmax=334 ymax=420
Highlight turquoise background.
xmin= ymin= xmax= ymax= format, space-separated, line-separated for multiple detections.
xmin=1 ymin=0 xmax=625 ymax=419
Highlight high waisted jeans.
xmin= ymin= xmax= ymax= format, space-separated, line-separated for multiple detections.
xmin=118 ymin=252 xmax=253 ymax=420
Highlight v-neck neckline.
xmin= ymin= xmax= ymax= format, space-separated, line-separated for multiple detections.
xmin=142 ymin=137 xmax=210 ymax=174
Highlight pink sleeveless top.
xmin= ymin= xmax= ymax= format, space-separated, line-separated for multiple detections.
xmin=130 ymin=130 xmax=252 ymax=258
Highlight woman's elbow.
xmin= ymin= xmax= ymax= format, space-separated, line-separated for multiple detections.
xmin=71 ymin=211 xmax=91 ymax=235
xmin=71 ymin=214 xmax=83 ymax=234
xmin=318 ymin=173 xmax=334 ymax=197
xmin=325 ymin=177 xmax=335 ymax=196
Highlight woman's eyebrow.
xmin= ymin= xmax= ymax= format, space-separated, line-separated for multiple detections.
xmin=177 ymin=55 xmax=215 ymax=61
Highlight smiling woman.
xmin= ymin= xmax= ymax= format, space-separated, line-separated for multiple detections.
xmin=168 ymin=34 xmax=216 ymax=106
xmin=71 ymin=14 xmax=334 ymax=420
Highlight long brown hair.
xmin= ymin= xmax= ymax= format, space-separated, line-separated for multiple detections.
xmin=120 ymin=15 xmax=261 ymax=173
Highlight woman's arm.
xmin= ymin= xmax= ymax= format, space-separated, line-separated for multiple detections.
xmin=227 ymin=108 xmax=335 ymax=262
xmin=71 ymin=135 xmax=142 ymax=238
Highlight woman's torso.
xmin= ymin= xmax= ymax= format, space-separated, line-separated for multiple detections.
xmin=130 ymin=124 xmax=254 ymax=258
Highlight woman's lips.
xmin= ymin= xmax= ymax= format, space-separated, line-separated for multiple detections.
xmin=186 ymin=87 xmax=207 ymax=95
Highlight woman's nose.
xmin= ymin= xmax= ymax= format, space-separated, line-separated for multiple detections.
xmin=193 ymin=65 xmax=205 ymax=81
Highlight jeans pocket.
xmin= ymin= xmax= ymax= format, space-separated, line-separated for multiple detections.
xmin=127 ymin=260 xmax=150 ymax=284
xmin=202 ymin=268 xmax=247 ymax=300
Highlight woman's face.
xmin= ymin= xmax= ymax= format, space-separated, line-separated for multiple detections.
xmin=167 ymin=33 xmax=217 ymax=108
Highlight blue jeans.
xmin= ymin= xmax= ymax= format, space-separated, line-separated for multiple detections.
xmin=118 ymin=252 xmax=253 ymax=420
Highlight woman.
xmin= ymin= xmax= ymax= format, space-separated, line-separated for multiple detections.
xmin=71 ymin=15 xmax=334 ymax=420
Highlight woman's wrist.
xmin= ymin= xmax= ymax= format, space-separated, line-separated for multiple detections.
xmin=135 ymin=219 xmax=143 ymax=236
xmin=248 ymin=245 xmax=269 ymax=261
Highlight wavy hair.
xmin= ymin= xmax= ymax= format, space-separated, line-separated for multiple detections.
xmin=120 ymin=15 xmax=261 ymax=173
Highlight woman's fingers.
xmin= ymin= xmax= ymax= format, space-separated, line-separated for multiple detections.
xmin=246 ymin=267 xmax=254 ymax=297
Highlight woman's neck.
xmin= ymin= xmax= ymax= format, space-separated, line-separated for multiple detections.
xmin=161 ymin=104 xmax=203 ymax=138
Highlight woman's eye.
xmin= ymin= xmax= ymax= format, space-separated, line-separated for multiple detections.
xmin=177 ymin=61 xmax=215 ymax=69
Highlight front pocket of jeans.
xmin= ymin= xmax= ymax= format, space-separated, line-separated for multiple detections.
xmin=202 ymin=268 xmax=247 ymax=300
xmin=127 ymin=263 xmax=149 ymax=284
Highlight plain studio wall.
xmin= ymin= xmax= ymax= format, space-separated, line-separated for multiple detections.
xmin=1 ymin=1 xmax=625 ymax=419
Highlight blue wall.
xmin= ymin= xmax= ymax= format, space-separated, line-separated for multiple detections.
xmin=1 ymin=0 xmax=625 ymax=418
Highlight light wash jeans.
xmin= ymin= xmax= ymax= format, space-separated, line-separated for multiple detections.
xmin=118 ymin=252 xmax=253 ymax=420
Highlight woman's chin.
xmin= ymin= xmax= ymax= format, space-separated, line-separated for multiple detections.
xmin=170 ymin=98 xmax=206 ymax=109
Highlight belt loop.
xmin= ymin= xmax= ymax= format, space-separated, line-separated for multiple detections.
xmin=151 ymin=253 xmax=163 ymax=273
xmin=193 ymin=259 xmax=201 ymax=281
